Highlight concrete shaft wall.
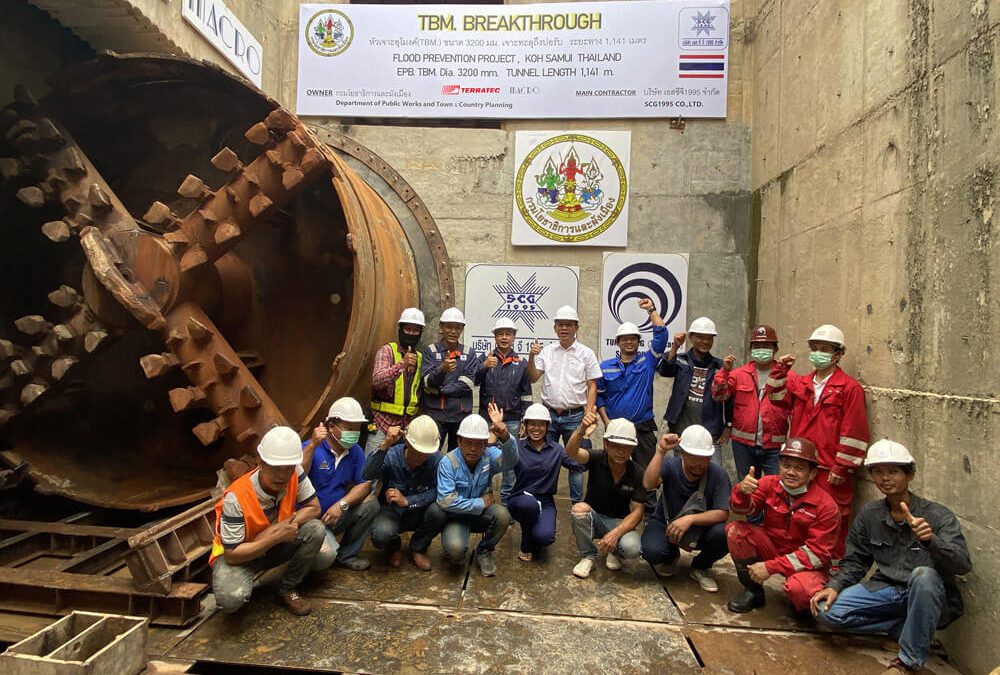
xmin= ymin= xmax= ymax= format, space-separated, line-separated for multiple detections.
xmin=749 ymin=1 xmax=999 ymax=672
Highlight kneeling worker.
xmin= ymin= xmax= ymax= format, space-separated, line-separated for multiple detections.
xmin=211 ymin=426 xmax=330 ymax=616
xmin=725 ymin=437 xmax=840 ymax=613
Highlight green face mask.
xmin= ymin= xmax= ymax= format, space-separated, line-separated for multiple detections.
xmin=749 ymin=348 xmax=774 ymax=365
xmin=809 ymin=351 xmax=834 ymax=370
xmin=337 ymin=431 xmax=361 ymax=448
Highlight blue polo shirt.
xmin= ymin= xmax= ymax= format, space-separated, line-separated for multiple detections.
xmin=304 ymin=439 xmax=368 ymax=512
xmin=511 ymin=437 xmax=584 ymax=498
xmin=597 ymin=325 xmax=668 ymax=423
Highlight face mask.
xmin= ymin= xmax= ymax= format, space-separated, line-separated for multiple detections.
xmin=398 ymin=328 xmax=421 ymax=349
xmin=781 ymin=480 xmax=808 ymax=496
xmin=809 ymin=351 xmax=834 ymax=370
xmin=337 ymin=431 xmax=361 ymax=448
xmin=750 ymin=348 xmax=774 ymax=365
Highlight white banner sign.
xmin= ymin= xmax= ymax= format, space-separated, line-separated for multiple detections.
xmin=297 ymin=1 xmax=730 ymax=118
xmin=599 ymin=253 xmax=688 ymax=362
xmin=464 ymin=264 xmax=580 ymax=355
xmin=183 ymin=0 xmax=263 ymax=87
xmin=512 ymin=130 xmax=631 ymax=247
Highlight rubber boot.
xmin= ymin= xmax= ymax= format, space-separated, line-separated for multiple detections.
xmin=727 ymin=558 xmax=766 ymax=613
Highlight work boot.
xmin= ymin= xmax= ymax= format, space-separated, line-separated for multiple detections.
xmin=336 ymin=556 xmax=371 ymax=571
xmin=881 ymin=657 xmax=919 ymax=674
xmin=476 ymin=550 xmax=497 ymax=577
xmin=387 ymin=550 xmax=403 ymax=568
xmin=411 ymin=550 xmax=432 ymax=571
xmin=275 ymin=590 xmax=312 ymax=616
xmin=727 ymin=558 xmax=766 ymax=612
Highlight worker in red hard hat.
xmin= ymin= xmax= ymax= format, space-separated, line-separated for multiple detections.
xmin=725 ymin=437 xmax=840 ymax=614
xmin=712 ymin=324 xmax=789 ymax=481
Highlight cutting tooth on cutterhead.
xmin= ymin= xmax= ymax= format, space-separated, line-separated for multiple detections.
xmin=244 ymin=122 xmax=271 ymax=146
xmin=0 ymin=405 xmax=18 ymax=426
xmin=177 ymin=174 xmax=212 ymax=201
xmin=211 ymin=147 xmax=244 ymax=173
xmin=185 ymin=317 xmax=214 ymax=343
xmin=51 ymin=356 xmax=78 ymax=381
xmin=213 ymin=222 xmax=241 ymax=245
xmin=264 ymin=109 xmax=296 ymax=135
xmin=16 ymin=186 xmax=45 ymax=208
xmin=0 ymin=157 xmax=20 ymax=180
xmin=83 ymin=330 xmax=109 ymax=353
xmin=193 ymin=416 xmax=229 ymax=446
xmin=282 ymin=167 xmax=305 ymax=191
xmin=88 ymin=183 xmax=113 ymax=212
xmin=179 ymin=245 xmax=208 ymax=272
xmin=249 ymin=193 xmax=273 ymax=217
xmin=236 ymin=428 xmax=259 ymax=444
xmin=48 ymin=285 xmax=80 ymax=308
xmin=20 ymin=383 xmax=47 ymax=405
xmin=139 ymin=352 xmax=180 ymax=379
xmin=0 ymin=338 xmax=15 ymax=360
xmin=15 ymin=315 xmax=51 ymax=336
xmin=41 ymin=220 xmax=72 ymax=242
xmin=239 ymin=386 xmax=262 ymax=410
xmin=168 ymin=386 xmax=207 ymax=413
xmin=212 ymin=352 xmax=238 ymax=377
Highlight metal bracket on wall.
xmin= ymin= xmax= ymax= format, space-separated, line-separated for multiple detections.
xmin=670 ymin=116 xmax=686 ymax=132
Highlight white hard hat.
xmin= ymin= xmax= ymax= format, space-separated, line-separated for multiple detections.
xmin=405 ymin=415 xmax=440 ymax=455
xmin=398 ymin=307 xmax=426 ymax=327
xmin=492 ymin=317 xmax=517 ymax=333
xmin=603 ymin=418 xmax=638 ymax=446
xmin=522 ymin=403 xmax=551 ymax=423
xmin=679 ymin=425 xmax=715 ymax=457
xmin=687 ymin=317 xmax=717 ymax=336
xmin=864 ymin=439 xmax=916 ymax=467
xmin=326 ymin=396 xmax=368 ymax=423
xmin=615 ymin=322 xmax=641 ymax=339
xmin=809 ymin=324 xmax=845 ymax=348
xmin=457 ymin=414 xmax=490 ymax=440
xmin=554 ymin=305 xmax=580 ymax=322
xmin=440 ymin=307 xmax=466 ymax=325
xmin=257 ymin=426 xmax=304 ymax=466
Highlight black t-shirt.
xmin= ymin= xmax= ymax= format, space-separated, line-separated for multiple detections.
xmin=653 ymin=454 xmax=731 ymax=522
xmin=583 ymin=449 xmax=649 ymax=519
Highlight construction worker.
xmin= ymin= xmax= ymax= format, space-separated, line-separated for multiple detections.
xmin=565 ymin=412 xmax=648 ymax=579
xmin=367 ymin=307 xmax=425 ymax=456
xmin=437 ymin=403 xmax=517 ymax=577
xmin=303 ymin=397 xmax=379 ymax=571
xmin=725 ymin=437 xmax=839 ymax=614
xmin=641 ymin=425 xmax=731 ymax=592
xmin=476 ymin=316 xmax=532 ymax=506
xmin=657 ymin=316 xmax=732 ymax=465
xmin=363 ymin=416 xmax=447 ymax=571
xmin=421 ymin=307 xmax=483 ymax=452
xmin=812 ymin=440 xmax=972 ymax=675
xmin=712 ymin=324 xmax=789 ymax=480
xmin=596 ymin=297 xmax=668 ymax=473
xmin=766 ymin=324 xmax=870 ymax=561
xmin=506 ymin=403 xmax=586 ymax=562
xmin=210 ymin=426 xmax=329 ymax=616
xmin=527 ymin=304 xmax=602 ymax=504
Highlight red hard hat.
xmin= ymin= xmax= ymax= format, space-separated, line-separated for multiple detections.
xmin=779 ymin=437 xmax=819 ymax=464
xmin=749 ymin=324 xmax=778 ymax=344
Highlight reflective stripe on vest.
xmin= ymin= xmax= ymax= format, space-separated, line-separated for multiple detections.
xmin=210 ymin=469 xmax=298 ymax=565
xmin=370 ymin=343 xmax=422 ymax=416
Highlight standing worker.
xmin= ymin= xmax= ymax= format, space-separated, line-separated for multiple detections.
xmin=657 ymin=317 xmax=732 ymax=464
xmin=527 ymin=305 xmax=602 ymax=504
xmin=476 ymin=317 xmax=533 ymax=506
xmin=712 ymin=324 xmax=789 ymax=480
xmin=421 ymin=307 xmax=483 ymax=452
xmin=766 ymin=324 xmax=870 ymax=561
xmin=367 ymin=307 xmax=426 ymax=456
xmin=596 ymin=297 xmax=668 ymax=473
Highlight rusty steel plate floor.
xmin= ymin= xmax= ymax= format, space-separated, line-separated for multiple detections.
xmin=170 ymin=598 xmax=700 ymax=674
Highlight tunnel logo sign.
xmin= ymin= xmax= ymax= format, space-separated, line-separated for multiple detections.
xmin=306 ymin=10 xmax=354 ymax=57
xmin=679 ymin=7 xmax=729 ymax=50
xmin=492 ymin=273 xmax=549 ymax=331
xmin=512 ymin=131 xmax=631 ymax=246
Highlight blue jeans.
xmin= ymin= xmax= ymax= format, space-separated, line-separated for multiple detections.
xmin=547 ymin=409 xmax=585 ymax=503
xmin=325 ymin=499 xmax=379 ymax=563
xmin=731 ymin=441 xmax=780 ymax=480
xmin=508 ymin=493 xmax=557 ymax=554
xmin=641 ymin=519 xmax=728 ymax=571
xmin=499 ymin=420 xmax=522 ymax=506
xmin=816 ymin=567 xmax=946 ymax=669
xmin=571 ymin=506 xmax=642 ymax=560
xmin=440 ymin=504 xmax=512 ymax=561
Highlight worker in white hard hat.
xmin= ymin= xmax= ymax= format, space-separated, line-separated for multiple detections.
xmin=596 ymin=298 xmax=669 ymax=488
xmin=303 ymin=397 xmax=378 ymax=571
xmin=436 ymin=402 xmax=517 ymax=577
xmin=812 ymin=440 xmax=971 ymax=675
xmin=420 ymin=306 xmax=483 ymax=452
xmin=641 ymin=425 xmax=732 ymax=593
xmin=475 ymin=316 xmax=532 ymax=506
xmin=564 ymin=411 xmax=649 ymax=579
xmin=367 ymin=307 xmax=426 ymax=456
xmin=527 ymin=304 xmax=602 ymax=504
xmin=766 ymin=323 xmax=870 ymax=562
xmin=362 ymin=415 xmax=447 ymax=571
xmin=210 ymin=426 xmax=327 ymax=617
xmin=657 ymin=316 xmax=733 ymax=466
xmin=506 ymin=403 xmax=586 ymax=562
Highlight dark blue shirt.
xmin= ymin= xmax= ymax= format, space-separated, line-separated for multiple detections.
xmin=511 ymin=437 xmax=584 ymax=498
xmin=304 ymin=439 xmax=367 ymax=512
xmin=363 ymin=443 xmax=441 ymax=511
xmin=653 ymin=454 xmax=731 ymax=522
xmin=597 ymin=325 xmax=668 ymax=423
xmin=476 ymin=349 xmax=532 ymax=422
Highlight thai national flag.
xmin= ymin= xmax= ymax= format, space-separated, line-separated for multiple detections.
xmin=679 ymin=54 xmax=726 ymax=79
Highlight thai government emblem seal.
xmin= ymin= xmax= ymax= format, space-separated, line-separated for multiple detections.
xmin=306 ymin=9 xmax=354 ymax=58
xmin=514 ymin=134 xmax=627 ymax=243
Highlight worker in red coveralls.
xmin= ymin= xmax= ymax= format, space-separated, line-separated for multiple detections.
xmin=725 ymin=437 xmax=840 ymax=614
xmin=764 ymin=324 xmax=870 ymax=562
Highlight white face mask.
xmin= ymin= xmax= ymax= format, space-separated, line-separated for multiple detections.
xmin=780 ymin=480 xmax=808 ymax=496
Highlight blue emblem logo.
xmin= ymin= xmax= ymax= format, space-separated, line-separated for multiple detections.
xmin=691 ymin=10 xmax=716 ymax=36
xmin=492 ymin=273 xmax=549 ymax=330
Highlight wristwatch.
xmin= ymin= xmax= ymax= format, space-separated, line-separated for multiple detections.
xmin=339 ymin=500 xmax=350 ymax=512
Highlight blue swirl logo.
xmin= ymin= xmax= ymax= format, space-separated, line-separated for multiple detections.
xmin=607 ymin=262 xmax=683 ymax=331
